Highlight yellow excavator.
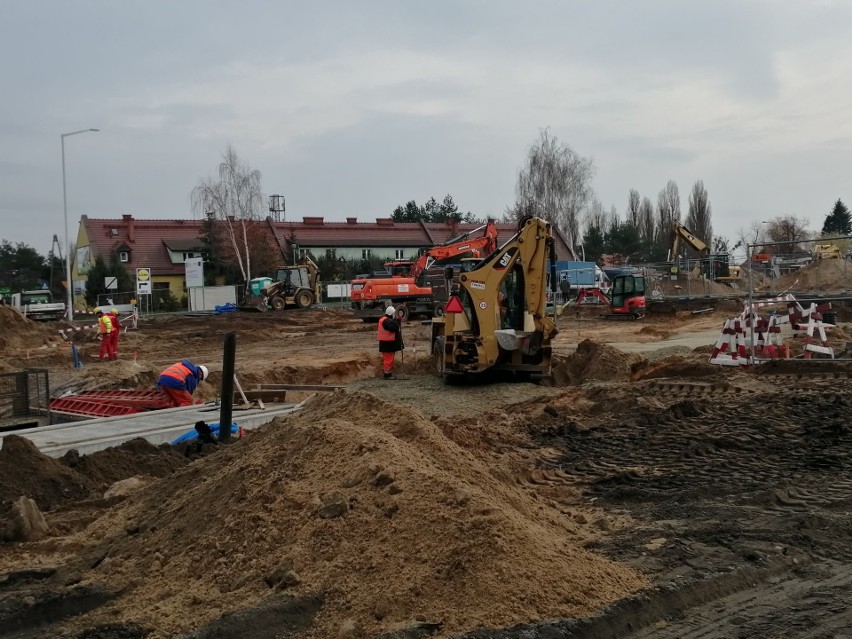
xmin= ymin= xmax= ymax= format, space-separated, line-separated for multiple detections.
xmin=431 ymin=216 xmax=558 ymax=382
xmin=668 ymin=221 xmax=739 ymax=281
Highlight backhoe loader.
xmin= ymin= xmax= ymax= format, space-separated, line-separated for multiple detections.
xmin=431 ymin=216 xmax=558 ymax=382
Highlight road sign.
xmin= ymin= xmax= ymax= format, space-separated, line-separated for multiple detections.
xmin=136 ymin=268 xmax=152 ymax=295
xmin=185 ymin=258 xmax=204 ymax=288
xmin=105 ymin=276 xmax=118 ymax=290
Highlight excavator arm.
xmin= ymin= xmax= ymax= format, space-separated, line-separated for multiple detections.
xmin=432 ymin=216 xmax=557 ymax=380
xmin=409 ymin=220 xmax=498 ymax=281
xmin=668 ymin=221 xmax=709 ymax=262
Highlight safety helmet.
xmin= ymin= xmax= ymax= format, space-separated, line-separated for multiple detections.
xmin=198 ymin=365 xmax=209 ymax=381
xmin=385 ymin=306 xmax=396 ymax=316
xmin=111 ymin=308 xmax=118 ymax=314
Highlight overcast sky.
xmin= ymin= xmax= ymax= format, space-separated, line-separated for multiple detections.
xmin=2 ymin=0 xmax=851 ymax=256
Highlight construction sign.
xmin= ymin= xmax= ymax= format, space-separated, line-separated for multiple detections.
xmin=136 ymin=268 xmax=152 ymax=295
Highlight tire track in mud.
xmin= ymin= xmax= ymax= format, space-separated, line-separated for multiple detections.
xmin=530 ymin=375 xmax=852 ymax=637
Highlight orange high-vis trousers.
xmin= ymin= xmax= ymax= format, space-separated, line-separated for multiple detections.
xmin=382 ymin=352 xmax=395 ymax=374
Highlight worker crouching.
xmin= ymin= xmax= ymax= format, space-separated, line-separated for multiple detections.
xmin=377 ymin=306 xmax=403 ymax=379
xmin=157 ymin=360 xmax=209 ymax=407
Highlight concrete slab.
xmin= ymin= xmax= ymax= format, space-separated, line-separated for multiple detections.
xmin=0 ymin=402 xmax=304 ymax=457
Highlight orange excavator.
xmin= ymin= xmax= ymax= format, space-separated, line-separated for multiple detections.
xmin=350 ymin=220 xmax=499 ymax=321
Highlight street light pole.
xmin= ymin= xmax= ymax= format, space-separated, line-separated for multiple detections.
xmin=62 ymin=128 xmax=99 ymax=322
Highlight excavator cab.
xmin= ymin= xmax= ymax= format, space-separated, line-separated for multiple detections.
xmin=610 ymin=274 xmax=646 ymax=319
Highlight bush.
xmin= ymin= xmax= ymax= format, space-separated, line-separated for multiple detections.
xmin=153 ymin=289 xmax=181 ymax=312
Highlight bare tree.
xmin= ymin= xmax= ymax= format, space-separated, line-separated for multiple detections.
xmin=656 ymin=180 xmax=681 ymax=232
xmin=638 ymin=197 xmax=655 ymax=245
xmin=626 ymin=189 xmax=641 ymax=228
xmin=192 ymin=146 xmax=264 ymax=283
xmin=766 ymin=215 xmax=810 ymax=254
xmin=685 ymin=180 xmax=713 ymax=246
xmin=734 ymin=221 xmax=766 ymax=255
xmin=585 ymin=198 xmax=608 ymax=232
xmin=509 ymin=129 xmax=596 ymax=248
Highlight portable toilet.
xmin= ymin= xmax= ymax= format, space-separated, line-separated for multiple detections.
xmin=249 ymin=277 xmax=272 ymax=296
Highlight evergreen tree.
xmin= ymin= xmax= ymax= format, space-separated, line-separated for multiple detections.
xmin=581 ymin=224 xmax=606 ymax=262
xmin=390 ymin=195 xmax=475 ymax=223
xmin=822 ymin=199 xmax=851 ymax=235
xmin=0 ymin=240 xmax=47 ymax=293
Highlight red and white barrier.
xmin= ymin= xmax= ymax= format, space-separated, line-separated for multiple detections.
xmin=58 ymin=309 xmax=139 ymax=342
xmin=709 ymin=296 xmax=833 ymax=366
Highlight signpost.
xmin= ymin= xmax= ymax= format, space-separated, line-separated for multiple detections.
xmin=136 ymin=268 xmax=152 ymax=314
xmin=185 ymin=257 xmax=205 ymax=312
xmin=185 ymin=258 xmax=204 ymax=289
xmin=105 ymin=276 xmax=118 ymax=290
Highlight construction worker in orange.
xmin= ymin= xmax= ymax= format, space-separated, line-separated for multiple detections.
xmin=96 ymin=310 xmax=113 ymax=361
xmin=108 ymin=308 xmax=121 ymax=360
xmin=156 ymin=360 xmax=209 ymax=407
xmin=377 ymin=305 xmax=403 ymax=379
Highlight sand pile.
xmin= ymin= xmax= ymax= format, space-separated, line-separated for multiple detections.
xmin=553 ymin=340 xmax=644 ymax=385
xmin=70 ymin=390 xmax=646 ymax=638
xmin=771 ymin=258 xmax=852 ymax=292
xmin=0 ymin=305 xmax=60 ymax=352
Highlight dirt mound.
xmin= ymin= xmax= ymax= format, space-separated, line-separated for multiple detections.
xmin=770 ymin=258 xmax=852 ymax=292
xmin=61 ymin=438 xmax=188 ymax=487
xmin=53 ymin=361 xmax=158 ymax=396
xmin=553 ymin=340 xmax=644 ymax=385
xmin=636 ymin=326 xmax=672 ymax=340
xmin=70 ymin=390 xmax=646 ymax=638
xmin=631 ymin=354 xmax=722 ymax=381
xmin=0 ymin=306 xmax=61 ymax=352
xmin=649 ymin=276 xmax=742 ymax=298
xmin=0 ymin=435 xmax=95 ymax=516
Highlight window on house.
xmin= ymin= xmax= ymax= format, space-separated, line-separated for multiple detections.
xmin=182 ymin=252 xmax=200 ymax=261
xmin=110 ymin=228 xmax=119 ymax=236
xmin=362 ymin=249 xmax=372 ymax=260
xmin=394 ymin=249 xmax=405 ymax=259
xmin=119 ymin=251 xmax=129 ymax=263
xmin=153 ymin=282 xmax=170 ymax=291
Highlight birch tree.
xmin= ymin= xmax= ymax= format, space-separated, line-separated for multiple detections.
xmin=192 ymin=146 xmax=264 ymax=283
xmin=508 ymin=129 xmax=596 ymax=248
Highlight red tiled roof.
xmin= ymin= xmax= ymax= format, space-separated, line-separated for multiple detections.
xmin=80 ymin=215 xmax=575 ymax=273
xmin=81 ymin=215 xmax=205 ymax=276
xmin=269 ymin=218 xmax=575 ymax=260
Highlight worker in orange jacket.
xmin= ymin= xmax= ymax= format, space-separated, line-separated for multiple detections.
xmin=377 ymin=306 xmax=403 ymax=379
xmin=156 ymin=360 xmax=209 ymax=407
xmin=96 ymin=310 xmax=113 ymax=361
xmin=108 ymin=308 xmax=121 ymax=360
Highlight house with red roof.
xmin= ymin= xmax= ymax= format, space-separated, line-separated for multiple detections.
xmin=72 ymin=214 xmax=575 ymax=309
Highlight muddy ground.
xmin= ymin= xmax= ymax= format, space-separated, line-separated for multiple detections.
xmin=0 ymin=301 xmax=851 ymax=638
